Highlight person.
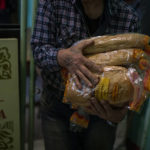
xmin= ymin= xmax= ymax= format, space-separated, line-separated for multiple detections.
xmin=31 ymin=0 xmax=141 ymax=150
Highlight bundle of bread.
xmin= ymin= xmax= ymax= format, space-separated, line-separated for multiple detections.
xmin=62 ymin=33 xmax=150 ymax=129
xmin=64 ymin=66 xmax=134 ymax=107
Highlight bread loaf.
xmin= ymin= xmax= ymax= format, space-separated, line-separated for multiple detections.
xmin=87 ymin=49 xmax=146 ymax=66
xmin=83 ymin=33 xmax=150 ymax=55
xmin=64 ymin=66 xmax=134 ymax=108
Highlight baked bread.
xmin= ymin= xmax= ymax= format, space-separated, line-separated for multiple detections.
xmin=64 ymin=66 xmax=134 ymax=108
xmin=87 ymin=49 xmax=146 ymax=66
xmin=83 ymin=33 xmax=150 ymax=55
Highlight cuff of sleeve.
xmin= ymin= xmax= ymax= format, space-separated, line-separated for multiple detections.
xmin=46 ymin=48 xmax=62 ymax=72
xmin=52 ymin=49 xmax=61 ymax=70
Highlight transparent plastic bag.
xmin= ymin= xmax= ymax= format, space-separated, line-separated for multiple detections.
xmin=63 ymin=66 xmax=148 ymax=112
xmin=61 ymin=33 xmax=150 ymax=131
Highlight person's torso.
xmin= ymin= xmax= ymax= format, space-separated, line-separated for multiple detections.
xmin=40 ymin=0 xmax=140 ymax=117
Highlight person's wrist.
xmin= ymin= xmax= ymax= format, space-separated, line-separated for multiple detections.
xmin=57 ymin=49 xmax=67 ymax=67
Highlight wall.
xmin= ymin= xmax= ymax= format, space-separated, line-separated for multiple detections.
xmin=128 ymin=1 xmax=150 ymax=149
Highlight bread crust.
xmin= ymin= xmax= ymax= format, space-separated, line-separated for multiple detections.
xmin=83 ymin=33 xmax=150 ymax=55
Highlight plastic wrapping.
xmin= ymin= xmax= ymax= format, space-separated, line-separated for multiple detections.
xmin=82 ymin=33 xmax=150 ymax=55
xmin=62 ymin=33 xmax=150 ymax=130
xmin=63 ymin=66 xmax=148 ymax=111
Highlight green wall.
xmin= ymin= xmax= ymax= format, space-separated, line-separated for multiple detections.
xmin=128 ymin=99 xmax=150 ymax=150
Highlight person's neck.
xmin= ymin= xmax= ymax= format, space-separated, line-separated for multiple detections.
xmin=81 ymin=0 xmax=104 ymax=19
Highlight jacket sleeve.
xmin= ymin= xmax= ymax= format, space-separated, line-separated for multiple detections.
xmin=31 ymin=0 xmax=61 ymax=72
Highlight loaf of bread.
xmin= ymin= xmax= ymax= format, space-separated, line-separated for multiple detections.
xmin=87 ymin=49 xmax=146 ymax=66
xmin=64 ymin=66 xmax=134 ymax=108
xmin=83 ymin=33 xmax=150 ymax=55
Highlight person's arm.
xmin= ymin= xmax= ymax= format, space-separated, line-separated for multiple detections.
xmin=57 ymin=40 xmax=103 ymax=89
xmin=31 ymin=0 xmax=60 ymax=72
xmin=85 ymin=99 xmax=128 ymax=123
xmin=31 ymin=0 xmax=102 ymax=88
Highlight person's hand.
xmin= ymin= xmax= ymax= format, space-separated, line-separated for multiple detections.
xmin=57 ymin=40 xmax=102 ymax=89
xmin=85 ymin=98 xmax=128 ymax=123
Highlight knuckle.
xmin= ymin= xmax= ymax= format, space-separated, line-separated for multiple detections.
xmin=74 ymin=55 xmax=82 ymax=61
xmin=74 ymin=61 xmax=79 ymax=66
xmin=73 ymin=56 xmax=82 ymax=65
xmin=87 ymin=61 xmax=92 ymax=67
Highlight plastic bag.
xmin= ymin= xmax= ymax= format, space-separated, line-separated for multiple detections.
xmin=61 ymin=33 xmax=150 ymax=131
xmin=63 ymin=66 xmax=148 ymax=112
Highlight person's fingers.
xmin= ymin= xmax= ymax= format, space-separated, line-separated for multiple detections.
xmin=101 ymin=100 xmax=128 ymax=123
xmin=114 ymin=107 xmax=128 ymax=123
xmin=120 ymin=107 xmax=128 ymax=115
xmin=77 ymin=40 xmax=94 ymax=50
xmin=84 ymin=58 xmax=103 ymax=74
xmin=100 ymin=100 xmax=112 ymax=114
xmin=76 ymin=70 xmax=92 ymax=87
xmin=101 ymin=100 xmax=128 ymax=115
xmin=90 ymin=98 xmax=106 ymax=116
xmin=71 ymin=73 xmax=82 ymax=89
xmin=88 ymin=98 xmax=98 ymax=114
xmin=83 ymin=106 xmax=97 ymax=115
xmin=118 ymin=107 xmax=128 ymax=122
xmin=79 ymin=65 xmax=99 ymax=86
